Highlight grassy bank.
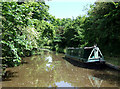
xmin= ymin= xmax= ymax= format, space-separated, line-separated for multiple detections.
xmin=104 ymin=56 xmax=120 ymax=67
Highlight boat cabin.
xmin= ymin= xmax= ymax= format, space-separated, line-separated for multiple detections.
xmin=65 ymin=45 xmax=105 ymax=63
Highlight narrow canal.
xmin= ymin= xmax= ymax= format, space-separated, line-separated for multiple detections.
xmin=2 ymin=51 xmax=120 ymax=87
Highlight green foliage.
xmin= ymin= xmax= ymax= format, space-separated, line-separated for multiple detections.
xmin=2 ymin=1 xmax=120 ymax=69
xmin=49 ymin=16 xmax=86 ymax=53
xmin=63 ymin=16 xmax=86 ymax=47
xmin=2 ymin=2 xmax=50 ymax=67
xmin=83 ymin=2 xmax=120 ymax=55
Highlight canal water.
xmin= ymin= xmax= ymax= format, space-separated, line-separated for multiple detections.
xmin=2 ymin=51 xmax=120 ymax=88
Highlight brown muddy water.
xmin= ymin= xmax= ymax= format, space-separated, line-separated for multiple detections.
xmin=2 ymin=51 xmax=120 ymax=88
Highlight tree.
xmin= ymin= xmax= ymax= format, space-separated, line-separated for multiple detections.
xmin=83 ymin=2 xmax=120 ymax=54
xmin=2 ymin=2 xmax=51 ymax=66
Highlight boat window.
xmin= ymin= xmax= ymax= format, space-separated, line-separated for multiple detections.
xmin=83 ymin=48 xmax=93 ymax=59
xmin=70 ymin=49 xmax=73 ymax=56
xmin=67 ymin=49 xmax=69 ymax=55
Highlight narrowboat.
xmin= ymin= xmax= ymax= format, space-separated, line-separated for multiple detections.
xmin=65 ymin=45 xmax=105 ymax=64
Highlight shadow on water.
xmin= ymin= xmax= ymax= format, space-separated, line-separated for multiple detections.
xmin=21 ymin=61 xmax=29 ymax=64
xmin=63 ymin=57 xmax=106 ymax=70
xmin=2 ymin=70 xmax=18 ymax=81
xmin=93 ymin=72 xmax=120 ymax=87
xmin=63 ymin=57 xmax=120 ymax=87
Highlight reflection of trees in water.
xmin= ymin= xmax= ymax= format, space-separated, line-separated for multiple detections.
xmin=22 ymin=54 xmax=120 ymax=87
xmin=51 ymin=54 xmax=90 ymax=87
xmin=30 ymin=52 xmax=101 ymax=87
xmin=2 ymin=51 xmax=56 ymax=87
xmin=54 ymin=61 xmax=90 ymax=87
xmin=3 ymin=51 xmax=120 ymax=87
xmin=23 ymin=52 xmax=55 ymax=87
xmin=2 ymin=71 xmax=18 ymax=81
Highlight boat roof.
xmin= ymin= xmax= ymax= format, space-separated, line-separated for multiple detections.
xmin=84 ymin=47 xmax=94 ymax=49
xmin=67 ymin=45 xmax=97 ymax=50
xmin=84 ymin=45 xmax=97 ymax=49
xmin=67 ymin=47 xmax=81 ymax=49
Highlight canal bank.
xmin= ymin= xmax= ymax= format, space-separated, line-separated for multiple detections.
xmin=106 ymin=62 xmax=120 ymax=71
xmin=104 ymin=56 xmax=120 ymax=71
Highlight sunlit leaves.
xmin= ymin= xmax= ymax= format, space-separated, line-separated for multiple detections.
xmin=2 ymin=1 xmax=50 ymax=67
